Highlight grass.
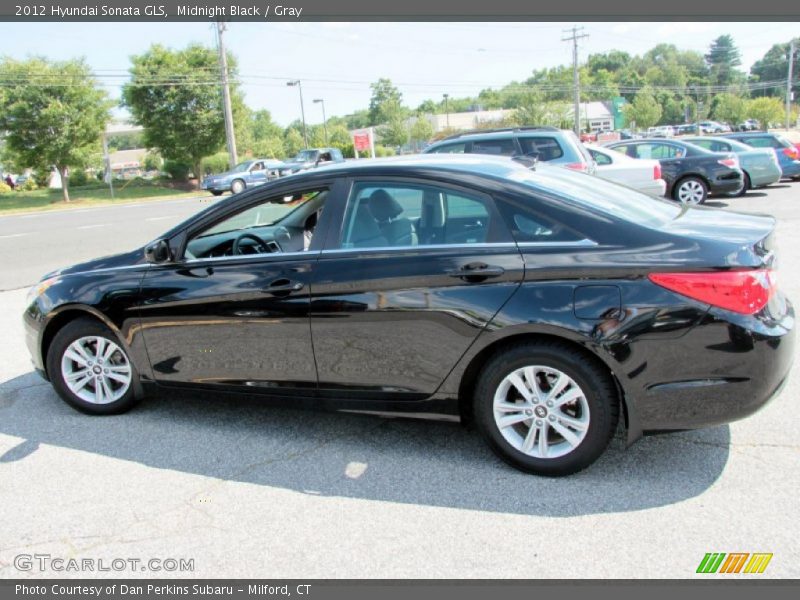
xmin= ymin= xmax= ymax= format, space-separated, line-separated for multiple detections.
xmin=0 ymin=178 xmax=204 ymax=214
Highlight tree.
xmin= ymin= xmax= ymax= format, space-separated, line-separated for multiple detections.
xmin=711 ymin=93 xmax=747 ymax=126
xmin=750 ymin=38 xmax=799 ymax=98
xmin=283 ymin=129 xmax=304 ymax=157
xmin=746 ymin=97 xmax=785 ymax=130
xmin=379 ymin=116 xmax=409 ymax=148
xmin=0 ymin=58 xmax=110 ymax=202
xmin=624 ymin=87 xmax=662 ymax=130
xmin=409 ymin=117 xmax=435 ymax=149
xmin=705 ymin=35 xmax=742 ymax=87
xmin=368 ymin=78 xmax=405 ymax=125
xmin=122 ymin=44 xmax=236 ymax=183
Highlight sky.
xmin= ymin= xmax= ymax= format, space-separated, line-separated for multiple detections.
xmin=2 ymin=21 xmax=798 ymax=126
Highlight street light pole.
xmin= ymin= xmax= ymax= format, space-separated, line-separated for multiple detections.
xmin=287 ymin=80 xmax=308 ymax=149
xmin=443 ymin=93 xmax=450 ymax=128
xmin=314 ymin=98 xmax=328 ymax=146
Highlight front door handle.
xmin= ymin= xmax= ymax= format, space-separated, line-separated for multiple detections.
xmin=448 ymin=263 xmax=505 ymax=282
xmin=264 ymin=278 xmax=305 ymax=294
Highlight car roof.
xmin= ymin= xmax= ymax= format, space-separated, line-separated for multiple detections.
xmin=430 ymin=126 xmax=563 ymax=144
xmin=309 ymin=153 xmax=536 ymax=178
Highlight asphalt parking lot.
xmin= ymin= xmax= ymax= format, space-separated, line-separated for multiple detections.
xmin=1 ymin=183 xmax=799 ymax=578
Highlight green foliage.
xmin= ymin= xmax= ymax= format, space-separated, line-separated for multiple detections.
xmin=68 ymin=170 xmax=89 ymax=187
xmin=624 ymin=87 xmax=662 ymax=129
xmin=711 ymin=93 xmax=748 ymax=125
xmin=251 ymin=137 xmax=285 ymax=159
xmin=162 ymin=159 xmax=192 ymax=181
xmin=409 ymin=117 xmax=435 ymax=145
xmin=143 ymin=151 xmax=163 ymax=172
xmin=749 ymin=38 xmax=799 ymax=98
xmin=368 ymin=78 xmax=406 ymax=126
xmin=283 ymin=129 xmax=304 ymax=157
xmin=200 ymin=152 xmax=231 ymax=176
xmin=705 ymin=35 xmax=742 ymax=87
xmin=746 ymin=97 xmax=785 ymax=130
xmin=0 ymin=57 xmax=112 ymax=202
xmin=374 ymin=145 xmax=396 ymax=157
xmin=106 ymin=131 xmax=144 ymax=152
xmin=379 ymin=116 xmax=409 ymax=148
xmin=122 ymin=44 xmax=234 ymax=182
xmin=21 ymin=177 xmax=38 ymax=191
xmin=0 ymin=181 xmax=12 ymax=195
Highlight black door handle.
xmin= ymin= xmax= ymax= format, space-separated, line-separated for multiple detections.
xmin=448 ymin=263 xmax=505 ymax=281
xmin=264 ymin=278 xmax=305 ymax=294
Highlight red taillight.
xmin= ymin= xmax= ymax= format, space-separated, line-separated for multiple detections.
xmin=717 ymin=157 xmax=738 ymax=169
xmin=653 ymin=164 xmax=662 ymax=180
xmin=648 ymin=270 xmax=776 ymax=315
xmin=565 ymin=162 xmax=587 ymax=172
xmin=782 ymin=147 xmax=799 ymax=160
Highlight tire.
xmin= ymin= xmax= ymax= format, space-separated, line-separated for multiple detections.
xmin=230 ymin=179 xmax=245 ymax=194
xmin=473 ymin=341 xmax=619 ymax=476
xmin=726 ymin=172 xmax=750 ymax=198
xmin=210 ymin=190 xmax=224 ymax=196
xmin=672 ymin=176 xmax=708 ymax=205
xmin=46 ymin=317 xmax=140 ymax=415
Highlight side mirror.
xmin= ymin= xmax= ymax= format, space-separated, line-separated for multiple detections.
xmin=144 ymin=239 xmax=171 ymax=264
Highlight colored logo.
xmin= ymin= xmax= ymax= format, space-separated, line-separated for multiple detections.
xmin=696 ymin=553 xmax=773 ymax=574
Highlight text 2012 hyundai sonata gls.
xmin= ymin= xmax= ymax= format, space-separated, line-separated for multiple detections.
xmin=23 ymin=155 xmax=794 ymax=476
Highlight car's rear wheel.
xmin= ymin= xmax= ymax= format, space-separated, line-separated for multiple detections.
xmin=210 ymin=190 xmax=224 ymax=196
xmin=726 ymin=172 xmax=750 ymax=197
xmin=473 ymin=342 xmax=618 ymax=476
xmin=230 ymin=179 xmax=245 ymax=194
xmin=673 ymin=176 xmax=708 ymax=205
xmin=46 ymin=317 xmax=140 ymax=415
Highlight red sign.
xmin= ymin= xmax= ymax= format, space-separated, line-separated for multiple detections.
xmin=353 ymin=132 xmax=371 ymax=152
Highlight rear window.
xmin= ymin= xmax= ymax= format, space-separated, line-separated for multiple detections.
xmin=429 ymin=142 xmax=467 ymax=154
xmin=506 ymin=166 xmax=682 ymax=228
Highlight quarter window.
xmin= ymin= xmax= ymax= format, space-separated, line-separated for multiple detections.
xmin=471 ymin=138 xmax=516 ymax=156
xmin=429 ymin=142 xmax=467 ymax=154
xmin=518 ymin=137 xmax=564 ymax=161
xmin=338 ymin=182 xmax=498 ymax=249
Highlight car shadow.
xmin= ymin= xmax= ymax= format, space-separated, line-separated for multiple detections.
xmin=0 ymin=371 xmax=730 ymax=518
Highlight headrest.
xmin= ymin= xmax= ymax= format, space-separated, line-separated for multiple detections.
xmin=368 ymin=189 xmax=404 ymax=221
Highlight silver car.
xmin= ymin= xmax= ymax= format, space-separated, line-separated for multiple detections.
xmin=683 ymin=136 xmax=782 ymax=196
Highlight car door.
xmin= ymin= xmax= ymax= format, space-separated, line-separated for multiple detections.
xmin=137 ymin=181 xmax=343 ymax=394
xmin=247 ymin=161 xmax=269 ymax=187
xmin=309 ymin=177 xmax=525 ymax=399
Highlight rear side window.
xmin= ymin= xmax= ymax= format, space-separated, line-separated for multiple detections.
xmin=518 ymin=137 xmax=564 ymax=161
xmin=338 ymin=182 xmax=504 ymax=249
xmin=429 ymin=142 xmax=467 ymax=154
xmin=634 ymin=143 xmax=683 ymax=159
xmin=745 ymin=136 xmax=780 ymax=149
xmin=471 ymin=138 xmax=516 ymax=156
xmin=494 ymin=197 xmax=584 ymax=243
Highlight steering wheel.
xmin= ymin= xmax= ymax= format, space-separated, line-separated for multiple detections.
xmin=232 ymin=232 xmax=274 ymax=255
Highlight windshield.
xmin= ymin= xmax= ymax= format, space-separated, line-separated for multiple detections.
xmin=292 ymin=150 xmax=318 ymax=162
xmin=506 ymin=165 xmax=682 ymax=228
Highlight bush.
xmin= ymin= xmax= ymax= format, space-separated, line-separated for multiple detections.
xmin=68 ymin=170 xmax=89 ymax=187
xmin=163 ymin=159 xmax=192 ymax=181
xmin=143 ymin=151 xmax=163 ymax=172
xmin=21 ymin=177 xmax=38 ymax=191
xmin=200 ymin=152 xmax=230 ymax=176
xmin=0 ymin=181 xmax=12 ymax=195
xmin=374 ymin=145 xmax=396 ymax=157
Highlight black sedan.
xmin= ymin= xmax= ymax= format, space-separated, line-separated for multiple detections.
xmin=23 ymin=156 xmax=793 ymax=476
xmin=604 ymin=139 xmax=743 ymax=205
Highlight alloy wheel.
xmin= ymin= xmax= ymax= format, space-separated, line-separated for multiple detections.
xmin=60 ymin=336 xmax=132 ymax=404
xmin=492 ymin=365 xmax=590 ymax=459
xmin=677 ymin=179 xmax=705 ymax=204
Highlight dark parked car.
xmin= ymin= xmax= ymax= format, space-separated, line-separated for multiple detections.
xmin=24 ymin=156 xmax=793 ymax=476
xmin=423 ymin=126 xmax=596 ymax=174
xmin=720 ymin=132 xmax=800 ymax=180
xmin=604 ymin=139 xmax=743 ymax=204
xmin=279 ymin=147 xmax=345 ymax=176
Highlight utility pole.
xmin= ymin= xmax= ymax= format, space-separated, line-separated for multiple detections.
xmin=443 ymin=93 xmax=450 ymax=127
xmin=314 ymin=98 xmax=328 ymax=146
xmin=787 ymin=39 xmax=795 ymax=131
xmin=562 ymin=26 xmax=589 ymax=136
xmin=216 ymin=21 xmax=238 ymax=168
xmin=287 ymin=80 xmax=308 ymax=148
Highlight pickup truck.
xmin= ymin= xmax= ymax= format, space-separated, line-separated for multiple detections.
xmin=278 ymin=148 xmax=345 ymax=176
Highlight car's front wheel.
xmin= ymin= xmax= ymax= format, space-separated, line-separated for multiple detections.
xmin=673 ymin=176 xmax=708 ymax=205
xmin=230 ymin=179 xmax=245 ymax=194
xmin=46 ymin=317 xmax=140 ymax=415
xmin=473 ymin=342 xmax=618 ymax=476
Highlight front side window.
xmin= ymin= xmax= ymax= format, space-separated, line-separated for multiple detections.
xmin=185 ymin=188 xmax=328 ymax=259
xmin=338 ymin=182 xmax=498 ymax=249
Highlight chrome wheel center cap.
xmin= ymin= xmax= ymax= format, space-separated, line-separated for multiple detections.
xmin=534 ymin=405 xmax=547 ymax=418
xmin=93 ymin=366 xmax=102 ymax=374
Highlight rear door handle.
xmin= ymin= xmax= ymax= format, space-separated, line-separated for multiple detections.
xmin=264 ymin=278 xmax=305 ymax=294
xmin=448 ymin=263 xmax=505 ymax=281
